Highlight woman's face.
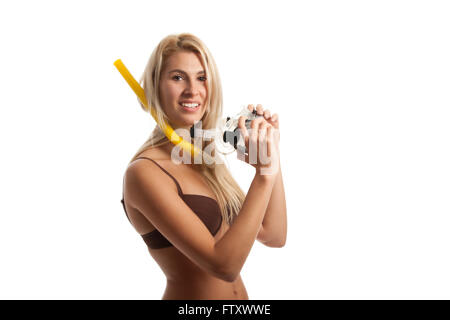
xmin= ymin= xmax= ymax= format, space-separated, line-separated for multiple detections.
xmin=159 ymin=50 xmax=208 ymax=129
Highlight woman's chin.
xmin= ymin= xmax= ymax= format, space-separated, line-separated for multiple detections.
xmin=172 ymin=119 xmax=197 ymax=131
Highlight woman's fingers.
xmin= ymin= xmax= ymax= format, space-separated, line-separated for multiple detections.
xmin=238 ymin=105 xmax=278 ymax=167
xmin=255 ymin=104 xmax=264 ymax=116
xmin=258 ymin=122 xmax=271 ymax=165
xmin=237 ymin=115 xmax=249 ymax=147
xmin=250 ymin=116 xmax=264 ymax=145
xmin=271 ymin=113 xmax=278 ymax=122
xmin=237 ymin=104 xmax=280 ymax=174
xmin=236 ymin=116 xmax=246 ymax=161
xmin=267 ymin=125 xmax=273 ymax=158
xmin=249 ymin=104 xmax=277 ymax=128
xmin=247 ymin=117 xmax=263 ymax=163
xmin=247 ymin=104 xmax=275 ymax=122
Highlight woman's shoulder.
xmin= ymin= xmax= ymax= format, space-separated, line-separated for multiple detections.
xmin=126 ymin=147 xmax=173 ymax=181
xmin=135 ymin=145 xmax=172 ymax=161
xmin=124 ymin=147 xmax=180 ymax=200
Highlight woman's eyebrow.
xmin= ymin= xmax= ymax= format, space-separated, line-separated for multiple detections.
xmin=168 ymin=69 xmax=205 ymax=75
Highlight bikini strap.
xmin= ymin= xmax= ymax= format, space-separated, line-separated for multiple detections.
xmin=133 ymin=156 xmax=183 ymax=196
xmin=121 ymin=175 xmax=131 ymax=223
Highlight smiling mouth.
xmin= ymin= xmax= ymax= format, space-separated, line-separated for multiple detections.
xmin=179 ymin=102 xmax=201 ymax=111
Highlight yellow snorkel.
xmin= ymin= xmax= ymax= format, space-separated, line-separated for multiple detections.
xmin=114 ymin=59 xmax=201 ymax=158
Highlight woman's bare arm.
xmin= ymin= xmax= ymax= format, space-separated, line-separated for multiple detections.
xmin=126 ymin=160 xmax=276 ymax=283
xmin=257 ymin=164 xmax=287 ymax=247
xmin=214 ymin=173 xmax=277 ymax=281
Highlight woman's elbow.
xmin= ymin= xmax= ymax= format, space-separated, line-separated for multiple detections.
xmin=210 ymin=269 xmax=237 ymax=282
xmin=265 ymin=238 xmax=286 ymax=248
xmin=212 ymin=262 xmax=239 ymax=282
xmin=220 ymin=271 xmax=238 ymax=283
xmin=215 ymin=265 xmax=239 ymax=283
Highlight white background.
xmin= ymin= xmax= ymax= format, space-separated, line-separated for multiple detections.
xmin=0 ymin=0 xmax=449 ymax=299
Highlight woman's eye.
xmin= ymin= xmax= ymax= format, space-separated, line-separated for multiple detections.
xmin=172 ymin=75 xmax=206 ymax=81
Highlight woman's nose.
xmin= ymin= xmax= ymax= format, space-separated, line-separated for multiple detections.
xmin=183 ymin=79 xmax=200 ymax=96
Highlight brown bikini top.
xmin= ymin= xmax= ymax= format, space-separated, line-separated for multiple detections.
xmin=121 ymin=157 xmax=222 ymax=249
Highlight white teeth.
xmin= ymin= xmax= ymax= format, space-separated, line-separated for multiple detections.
xmin=181 ymin=103 xmax=199 ymax=108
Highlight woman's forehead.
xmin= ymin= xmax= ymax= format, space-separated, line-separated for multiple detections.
xmin=164 ymin=50 xmax=205 ymax=73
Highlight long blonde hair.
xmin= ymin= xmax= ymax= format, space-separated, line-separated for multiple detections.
xmin=128 ymin=33 xmax=245 ymax=225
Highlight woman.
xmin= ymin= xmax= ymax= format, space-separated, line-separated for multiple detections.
xmin=121 ymin=33 xmax=287 ymax=299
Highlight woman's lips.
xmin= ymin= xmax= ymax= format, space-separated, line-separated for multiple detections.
xmin=179 ymin=103 xmax=201 ymax=112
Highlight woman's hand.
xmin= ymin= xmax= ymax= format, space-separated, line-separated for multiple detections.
xmin=250 ymin=104 xmax=280 ymax=154
xmin=236 ymin=104 xmax=280 ymax=177
xmin=253 ymin=104 xmax=279 ymax=131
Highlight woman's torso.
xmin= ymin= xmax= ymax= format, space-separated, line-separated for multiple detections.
xmin=123 ymin=146 xmax=249 ymax=300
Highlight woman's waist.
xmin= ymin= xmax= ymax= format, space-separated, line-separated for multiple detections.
xmin=165 ymin=271 xmax=243 ymax=286
xmin=164 ymin=275 xmax=248 ymax=300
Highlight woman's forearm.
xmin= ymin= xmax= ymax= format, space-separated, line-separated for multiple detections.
xmin=214 ymin=174 xmax=277 ymax=281
xmin=260 ymin=165 xmax=287 ymax=246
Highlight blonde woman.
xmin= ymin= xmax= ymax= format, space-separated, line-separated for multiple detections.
xmin=121 ymin=33 xmax=287 ymax=300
